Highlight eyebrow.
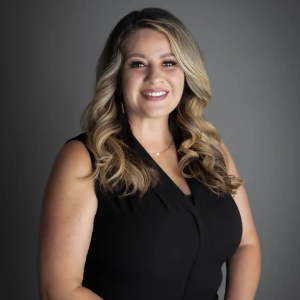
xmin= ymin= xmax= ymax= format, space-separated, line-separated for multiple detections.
xmin=124 ymin=52 xmax=176 ymax=61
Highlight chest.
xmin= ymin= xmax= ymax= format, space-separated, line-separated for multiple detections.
xmin=150 ymin=148 xmax=192 ymax=196
xmin=84 ymin=184 xmax=242 ymax=299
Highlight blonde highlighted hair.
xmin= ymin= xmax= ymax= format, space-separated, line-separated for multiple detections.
xmin=79 ymin=7 xmax=244 ymax=199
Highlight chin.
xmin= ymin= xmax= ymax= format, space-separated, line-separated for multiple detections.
xmin=143 ymin=108 xmax=174 ymax=119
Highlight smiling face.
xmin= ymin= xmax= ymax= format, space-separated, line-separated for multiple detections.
xmin=120 ymin=28 xmax=185 ymax=120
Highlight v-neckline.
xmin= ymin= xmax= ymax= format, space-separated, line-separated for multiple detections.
xmin=131 ymin=134 xmax=194 ymax=199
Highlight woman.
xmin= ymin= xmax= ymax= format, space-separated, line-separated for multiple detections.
xmin=38 ymin=8 xmax=261 ymax=300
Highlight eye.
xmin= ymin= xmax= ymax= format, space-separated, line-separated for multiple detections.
xmin=163 ymin=60 xmax=177 ymax=67
xmin=129 ymin=60 xmax=177 ymax=68
xmin=129 ymin=61 xmax=145 ymax=68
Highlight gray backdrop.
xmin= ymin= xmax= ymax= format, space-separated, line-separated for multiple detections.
xmin=2 ymin=0 xmax=299 ymax=299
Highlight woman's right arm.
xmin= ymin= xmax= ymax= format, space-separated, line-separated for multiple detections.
xmin=38 ymin=140 xmax=104 ymax=300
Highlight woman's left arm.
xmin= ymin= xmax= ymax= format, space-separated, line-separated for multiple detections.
xmin=219 ymin=139 xmax=261 ymax=300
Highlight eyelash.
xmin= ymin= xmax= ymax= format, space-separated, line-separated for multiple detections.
xmin=129 ymin=60 xmax=177 ymax=68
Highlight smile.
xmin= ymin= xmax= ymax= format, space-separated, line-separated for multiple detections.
xmin=141 ymin=91 xmax=169 ymax=101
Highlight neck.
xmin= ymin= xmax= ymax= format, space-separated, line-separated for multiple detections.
xmin=128 ymin=120 xmax=173 ymax=153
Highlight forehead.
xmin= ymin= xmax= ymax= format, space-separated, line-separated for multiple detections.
xmin=122 ymin=28 xmax=172 ymax=57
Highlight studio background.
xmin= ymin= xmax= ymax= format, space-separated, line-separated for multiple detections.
xmin=2 ymin=0 xmax=299 ymax=299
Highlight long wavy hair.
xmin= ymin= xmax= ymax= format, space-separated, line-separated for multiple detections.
xmin=79 ymin=7 xmax=244 ymax=199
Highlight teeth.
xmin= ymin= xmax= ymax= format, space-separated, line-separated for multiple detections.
xmin=142 ymin=91 xmax=167 ymax=96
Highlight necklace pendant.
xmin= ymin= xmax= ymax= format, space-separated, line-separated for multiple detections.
xmin=156 ymin=152 xmax=160 ymax=156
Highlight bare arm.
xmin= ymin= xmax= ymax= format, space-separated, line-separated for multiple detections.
xmin=38 ymin=140 xmax=104 ymax=300
xmin=219 ymin=139 xmax=261 ymax=300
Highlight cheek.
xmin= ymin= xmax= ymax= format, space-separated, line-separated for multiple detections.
xmin=169 ymin=69 xmax=184 ymax=82
xmin=123 ymin=72 xmax=143 ymax=92
xmin=170 ymin=72 xmax=185 ymax=92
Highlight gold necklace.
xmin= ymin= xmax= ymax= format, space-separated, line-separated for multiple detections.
xmin=147 ymin=140 xmax=173 ymax=156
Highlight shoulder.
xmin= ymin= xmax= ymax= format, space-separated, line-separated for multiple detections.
xmin=218 ymin=138 xmax=260 ymax=247
xmin=38 ymin=139 xmax=98 ymax=298
xmin=46 ymin=138 xmax=97 ymax=209
xmin=45 ymin=138 xmax=97 ymax=214
xmin=218 ymin=138 xmax=233 ymax=173
xmin=61 ymin=137 xmax=94 ymax=173
xmin=218 ymin=138 xmax=241 ymax=181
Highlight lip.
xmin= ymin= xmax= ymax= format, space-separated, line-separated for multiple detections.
xmin=140 ymin=91 xmax=169 ymax=101
xmin=141 ymin=88 xmax=169 ymax=93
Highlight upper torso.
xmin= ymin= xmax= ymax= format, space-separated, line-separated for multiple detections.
xmin=64 ymin=132 xmax=242 ymax=300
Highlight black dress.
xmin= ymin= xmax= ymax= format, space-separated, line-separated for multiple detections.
xmin=64 ymin=132 xmax=242 ymax=300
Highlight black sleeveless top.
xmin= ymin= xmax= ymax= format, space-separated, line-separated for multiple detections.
xmin=64 ymin=132 xmax=242 ymax=300
xmin=186 ymin=193 xmax=194 ymax=205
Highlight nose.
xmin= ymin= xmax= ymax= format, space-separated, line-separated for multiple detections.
xmin=144 ymin=65 xmax=164 ymax=84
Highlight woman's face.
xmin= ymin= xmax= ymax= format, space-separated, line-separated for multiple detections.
xmin=120 ymin=28 xmax=185 ymax=120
